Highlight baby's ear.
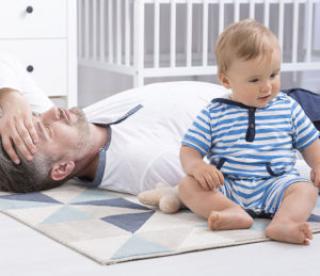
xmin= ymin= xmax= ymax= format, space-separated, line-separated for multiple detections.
xmin=219 ymin=72 xmax=231 ymax=89
xmin=50 ymin=161 xmax=75 ymax=181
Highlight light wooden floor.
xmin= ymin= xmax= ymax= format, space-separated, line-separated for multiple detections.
xmin=1 ymin=212 xmax=320 ymax=276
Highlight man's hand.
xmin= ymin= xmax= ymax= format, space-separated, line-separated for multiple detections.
xmin=0 ymin=88 xmax=38 ymax=164
xmin=189 ymin=161 xmax=224 ymax=191
xmin=311 ymin=164 xmax=320 ymax=188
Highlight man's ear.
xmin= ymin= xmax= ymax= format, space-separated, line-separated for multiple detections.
xmin=50 ymin=161 xmax=75 ymax=181
xmin=219 ymin=72 xmax=231 ymax=89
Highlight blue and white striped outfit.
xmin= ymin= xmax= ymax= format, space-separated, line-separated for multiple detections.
xmin=182 ymin=92 xmax=319 ymax=215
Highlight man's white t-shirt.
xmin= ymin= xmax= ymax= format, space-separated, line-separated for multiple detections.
xmin=0 ymin=51 xmax=53 ymax=113
xmin=84 ymin=81 xmax=228 ymax=195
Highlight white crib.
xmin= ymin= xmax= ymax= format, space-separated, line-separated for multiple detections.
xmin=78 ymin=0 xmax=320 ymax=87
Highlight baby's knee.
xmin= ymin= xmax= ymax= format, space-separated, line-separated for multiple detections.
xmin=287 ymin=182 xmax=318 ymax=200
xmin=306 ymin=184 xmax=319 ymax=201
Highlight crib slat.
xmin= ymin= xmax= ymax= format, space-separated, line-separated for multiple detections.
xmin=78 ymin=0 xmax=83 ymax=59
xmin=305 ymin=0 xmax=313 ymax=62
xmin=170 ymin=0 xmax=176 ymax=68
xmin=84 ymin=0 xmax=90 ymax=60
xmin=108 ymin=0 xmax=114 ymax=64
xmin=117 ymin=0 xmax=122 ymax=65
xmin=249 ymin=0 xmax=255 ymax=19
xmin=100 ymin=0 xmax=105 ymax=62
xmin=234 ymin=0 xmax=240 ymax=22
xmin=154 ymin=0 xmax=160 ymax=68
xmin=134 ymin=0 xmax=145 ymax=86
xmin=219 ymin=0 xmax=225 ymax=34
xmin=93 ymin=0 xmax=97 ymax=60
xmin=186 ymin=0 xmax=193 ymax=67
xmin=202 ymin=0 xmax=208 ymax=66
xmin=292 ymin=0 xmax=299 ymax=63
xmin=263 ymin=0 xmax=270 ymax=27
xmin=125 ymin=0 xmax=131 ymax=66
xmin=278 ymin=0 xmax=284 ymax=51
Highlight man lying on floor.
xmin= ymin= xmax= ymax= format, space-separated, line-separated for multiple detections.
xmin=0 ymin=52 xmax=230 ymax=194
xmin=0 ymin=52 xmax=319 ymax=213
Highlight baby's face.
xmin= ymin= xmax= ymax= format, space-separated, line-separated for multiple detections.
xmin=220 ymin=47 xmax=281 ymax=108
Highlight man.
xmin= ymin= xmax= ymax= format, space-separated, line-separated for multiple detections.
xmin=0 ymin=53 xmax=228 ymax=193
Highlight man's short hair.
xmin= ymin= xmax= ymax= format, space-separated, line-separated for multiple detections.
xmin=0 ymin=141 xmax=65 ymax=193
xmin=215 ymin=19 xmax=280 ymax=75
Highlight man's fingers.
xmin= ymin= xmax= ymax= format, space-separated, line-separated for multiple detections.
xmin=11 ymin=128 xmax=33 ymax=161
xmin=16 ymin=120 xmax=37 ymax=154
xmin=1 ymin=136 xmax=20 ymax=164
xmin=24 ymin=118 xmax=39 ymax=145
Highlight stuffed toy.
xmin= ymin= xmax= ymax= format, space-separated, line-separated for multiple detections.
xmin=138 ymin=182 xmax=183 ymax=213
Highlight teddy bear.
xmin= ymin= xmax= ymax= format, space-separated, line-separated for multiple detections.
xmin=137 ymin=182 xmax=183 ymax=214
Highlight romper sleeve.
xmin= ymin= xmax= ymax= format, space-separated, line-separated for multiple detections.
xmin=290 ymin=98 xmax=319 ymax=151
xmin=181 ymin=105 xmax=212 ymax=156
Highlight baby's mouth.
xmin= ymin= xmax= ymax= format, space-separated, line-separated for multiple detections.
xmin=258 ymin=95 xmax=271 ymax=100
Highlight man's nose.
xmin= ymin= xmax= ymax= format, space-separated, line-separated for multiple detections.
xmin=41 ymin=107 xmax=60 ymax=124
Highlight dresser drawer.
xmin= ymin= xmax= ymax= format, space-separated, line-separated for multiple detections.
xmin=0 ymin=0 xmax=66 ymax=38
xmin=0 ymin=39 xmax=67 ymax=97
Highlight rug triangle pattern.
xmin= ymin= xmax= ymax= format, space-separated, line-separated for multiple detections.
xmin=102 ymin=211 xmax=155 ymax=233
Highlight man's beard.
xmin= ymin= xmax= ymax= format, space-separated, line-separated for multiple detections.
xmin=69 ymin=107 xmax=90 ymax=151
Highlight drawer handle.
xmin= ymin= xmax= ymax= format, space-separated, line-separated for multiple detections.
xmin=26 ymin=6 xmax=34 ymax=14
xmin=26 ymin=65 xmax=34 ymax=73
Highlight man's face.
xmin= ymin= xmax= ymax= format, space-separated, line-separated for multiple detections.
xmin=33 ymin=107 xmax=90 ymax=160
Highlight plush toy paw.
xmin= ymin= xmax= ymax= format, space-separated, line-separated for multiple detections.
xmin=138 ymin=182 xmax=183 ymax=214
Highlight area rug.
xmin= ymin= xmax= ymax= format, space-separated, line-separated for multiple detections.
xmin=1 ymin=182 xmax=320 ymax=265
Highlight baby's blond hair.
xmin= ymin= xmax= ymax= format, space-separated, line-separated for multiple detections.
xmin=215 ymin=19 xmax=280 ymax=75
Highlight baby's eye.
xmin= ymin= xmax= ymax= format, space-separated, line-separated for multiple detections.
xmin=270 ymin=72 xmax=278 ymax=79
xmin=249 ymin=78 xmax=259 ymax=83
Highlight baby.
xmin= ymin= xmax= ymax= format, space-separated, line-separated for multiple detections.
xmin=178 ymin=19 xmax=320 ymax=245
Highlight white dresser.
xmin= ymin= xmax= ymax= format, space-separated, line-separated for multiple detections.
xmin=0 ymin=0 xmax=77 ymax=107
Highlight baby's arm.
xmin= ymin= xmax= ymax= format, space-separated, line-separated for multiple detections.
xmin=301 ymin=139 xmax=320 ymax=187
xmin=180 ymin=145 xmax=224 ymax=191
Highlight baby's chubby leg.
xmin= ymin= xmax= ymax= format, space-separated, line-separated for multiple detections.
xmin=178 ymin=176 xmax=253 ymax=230
xmin=266 ymin=182 xmax=318 ymax=245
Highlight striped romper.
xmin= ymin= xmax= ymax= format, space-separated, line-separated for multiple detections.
xmin=182 ymin=92 xmax=319 ymax=216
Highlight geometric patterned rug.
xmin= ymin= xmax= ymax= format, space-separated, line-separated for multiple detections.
xmin=1 ymin=182 xmax=320 ymax=265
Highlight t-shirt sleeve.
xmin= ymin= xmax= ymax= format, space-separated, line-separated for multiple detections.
xmin=291 ymin=99 xmax=319 ymax=150
xmin=0 ymin=52 xmax=53 ymax=113
xmin=0 ymin=57 xmax=23 ymax=91
xmin=181 ymin=106 xmax=212 ymax=156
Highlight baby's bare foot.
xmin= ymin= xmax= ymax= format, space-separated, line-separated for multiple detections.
xmin=208 ymin=208 xmax=253 ymax=230
xmin=266 ymin=221 xmax=312 ymax=245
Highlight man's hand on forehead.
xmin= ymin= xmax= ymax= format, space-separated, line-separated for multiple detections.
xmin=0 ymin=89 xmax=39 ymax=164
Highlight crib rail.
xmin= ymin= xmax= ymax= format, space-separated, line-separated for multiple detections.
xmin=78 ymin=0 xmax=320 ymax=86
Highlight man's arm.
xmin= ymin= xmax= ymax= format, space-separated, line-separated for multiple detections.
xmin=301 ymin=139 xmax=320 ymax=187
xmin=0 ymin=88 xmax=38 ymax=164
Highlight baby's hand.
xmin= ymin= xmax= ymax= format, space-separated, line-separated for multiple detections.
xmin=311 ymin=164 xmax=320 ymax=188
xmin=190 ymin=162 xmax=224 ymax=191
